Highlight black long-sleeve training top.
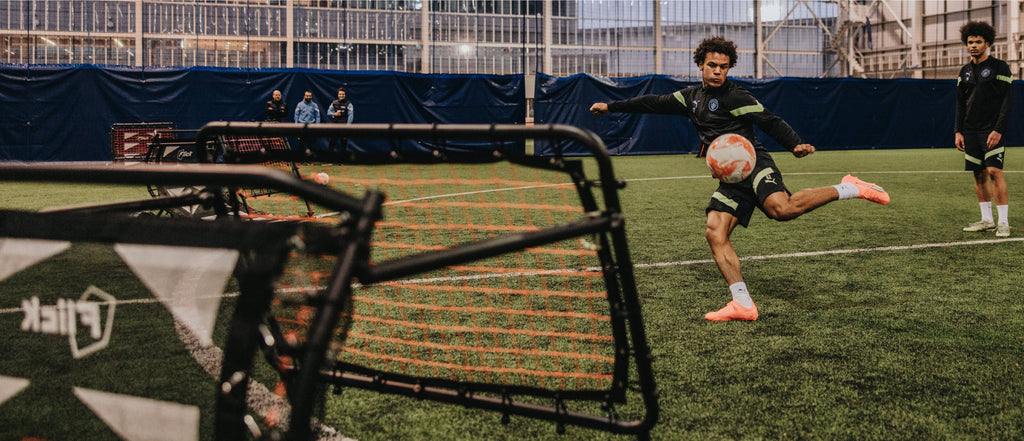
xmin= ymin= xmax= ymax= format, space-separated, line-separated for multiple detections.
xmin=607 ymin=79 xmax=803 ymax=153
xmin=956 ymin=56 xmax=1014 ymax=135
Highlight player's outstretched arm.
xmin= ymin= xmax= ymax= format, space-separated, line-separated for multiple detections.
xmin=792 ymin=144 xmax=815 ymax=158
xmin=590 ymin=103 xmax=609 ymax=116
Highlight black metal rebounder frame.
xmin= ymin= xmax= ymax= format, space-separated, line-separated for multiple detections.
xmin=192 ymin=122 xmax=659 ymax=440
xmin=0 ymin=122 xmax=658 ymax=440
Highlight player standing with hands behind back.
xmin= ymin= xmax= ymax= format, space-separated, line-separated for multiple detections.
xmin=590 ymin=36 xmax=891 ymax=321
xmin=955 ymin=21 xmax=1014 ymax=237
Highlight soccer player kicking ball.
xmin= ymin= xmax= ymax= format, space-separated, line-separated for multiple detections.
xmin=590 ymin=36 xmax=891 ymax=321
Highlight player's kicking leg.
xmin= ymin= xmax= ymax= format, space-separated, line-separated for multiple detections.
xmin=838 ymin=175 xmax=890 ymax=205
xmin=761 ymin=174 xmax=889 ymax=223
xmin=704 ymin=210 xmax=758 ymax=321
xmin=703 ymin=175 xmax=890 ymax=322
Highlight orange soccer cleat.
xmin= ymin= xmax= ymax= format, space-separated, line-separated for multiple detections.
xmin=841 ymin=174 xmax=890 ymax=205
xmin=704 ymin=301 xmax=759 ymax=321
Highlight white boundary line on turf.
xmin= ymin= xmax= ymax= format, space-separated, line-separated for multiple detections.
xmin=386 ymin=182 xmax=572 ymax=205
xmin=636 ymin=237 xmax=1024 ymax=269
xmin=623 ymin=169 xmax=1024 ymax=183
xmin=392 ymin=238 xmax=1024 ymax=283
xmin=315 ymin=182 xmax=572 ymax=218
xmin=314 ymin=170 xmax=1024 ymax=218
xmin=0 ymin=294 xmax=238 ymax=315
xmin=2 ymin=237 xmax=1022 ymax=313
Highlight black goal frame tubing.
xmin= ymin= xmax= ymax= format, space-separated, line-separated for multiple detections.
xmin=193 ymin=122 xmax=625 ymax=212
xmin=0 ymin=163 xmax=365 ymax=216
xmin=320 ymin=368 xmax=652 ymax=436
xmin=361 ymin=214 xmax=613 ymax=283
xmin=189 ymin=122 xmax=659 ymax=437
xmin=287 ymin=190 xmax=384 ymax=440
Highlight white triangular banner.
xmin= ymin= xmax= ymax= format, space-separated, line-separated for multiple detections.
xmin=0 ymin=375 xmax=30 ymax=406
xmin=74 ymin=387 xmax=199 ymax=441
xmin=0 ymin=238 xmax=71 ymax=282
xmin=114 ymin=244 xmax=238 ymax=347
xmin=162 ymin=187 xmax=199 ymax=215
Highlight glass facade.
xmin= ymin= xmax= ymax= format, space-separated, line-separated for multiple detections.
xmin=0 ymin=0 xmax=841 ymax=78
xmin=851 ymin=0 xmax=1016 ymax=79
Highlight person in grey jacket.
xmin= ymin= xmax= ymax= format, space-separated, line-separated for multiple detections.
xmin=294 ymin=91 xmax=321 ymax=152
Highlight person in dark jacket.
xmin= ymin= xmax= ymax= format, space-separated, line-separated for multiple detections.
xmin=327 ymin=87 xmax=354 ymax=153
xmin=590 ymin=36 xmax=891 ymax=321
xmin=955 ymin=21 xmax=1014 ymax=237
xmin=265 ymin=90 xmax=287 ymax=122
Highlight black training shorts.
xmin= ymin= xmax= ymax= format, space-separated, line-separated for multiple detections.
xmin=705 ymin=149 xmax=790 ymax=228
xmin=963 ymin=132 xmax=1005 ymax=171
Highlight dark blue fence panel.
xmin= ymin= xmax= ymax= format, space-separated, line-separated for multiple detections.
xmin=533 ymin=73 xmax=701 ymax=156
xmin=0 ymin=65 xmax=525 ymax=161
xmin=533 ymin=73 xmax=1020 ymax=155
xmin=2 ymin=66 xmax=1021 ymax=161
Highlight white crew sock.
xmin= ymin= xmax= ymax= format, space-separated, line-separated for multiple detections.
xmin=980 ymin=201 xmax=994 ymax=223
xmin=997 ymin=204 xmax=1009 ymax=225
xmin=730 ymin=282 xmax=753 ymax=308
xmin=833 ymin=183 xmax=859 ymax=200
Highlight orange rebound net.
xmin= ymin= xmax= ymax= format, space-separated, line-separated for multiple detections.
xmin=272 ymin=160 xmax=616 ymax=393
xmin=195 ymin=124 xmax=657 ymax=440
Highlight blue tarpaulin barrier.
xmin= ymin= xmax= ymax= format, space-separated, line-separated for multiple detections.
xmin=0 ymin=65 xmax=524 ymax=161
xmin=0 ymin=65 xmax=1019 ymax=161
xmin=533 ymin=73 xmax=1022 ymax=156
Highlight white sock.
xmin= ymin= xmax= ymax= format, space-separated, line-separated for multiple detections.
xmin=730 ymin=282 xmax=754 ymax=308
xmin=997 ymin=204 xmax=1009 ymax=225
xmin=833 ymin=183 xmax=859 ymax=200
xmin=980 ymin=202 xmax=994 ymax=223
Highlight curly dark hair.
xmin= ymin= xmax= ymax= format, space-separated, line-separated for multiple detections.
xmin=960 ymin=21 xmax=996 ymax=45
xmin=693 ymin=36 xmax=738 ymax=67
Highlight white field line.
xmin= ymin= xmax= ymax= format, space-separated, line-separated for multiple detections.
xmin=6 ymin=236 xmax=1020 ymax=317
xmin=634 ymin=237 xmax=1024 ymax=269
xmin=314 ymin=170 xmax=1024 ymax=218
xmin=623 ymin=169 xmax=1024 ymax=183
xmin=0 ymin=294 xmax=236 ymax=314
xmin=395 ymin=237 xmax=1024 ymax=284
xmin=315 ymin=182 xmax=572 ymax=218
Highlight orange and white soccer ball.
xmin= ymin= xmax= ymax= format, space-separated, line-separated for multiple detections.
xmin=706 ymin=133 xmax=756 ymax=184
xmin=314 ymin=172 xmax=330 ymax=185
